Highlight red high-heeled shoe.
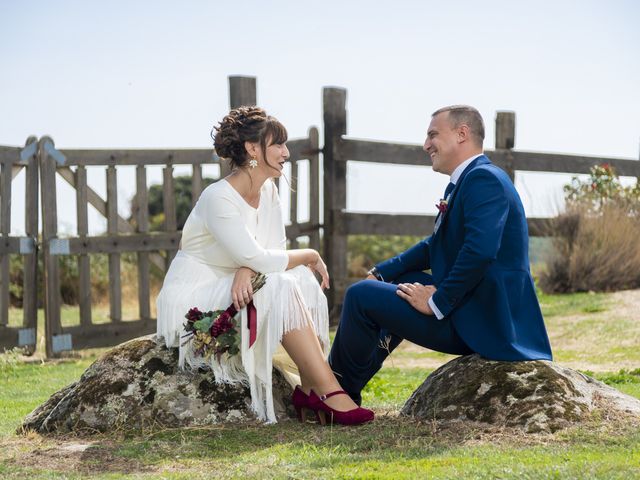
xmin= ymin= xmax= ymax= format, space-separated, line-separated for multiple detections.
xmin=308 ymin=389 xmax=374 ymax=426
xmin=292 ymin=385 xmax=317 ymax=423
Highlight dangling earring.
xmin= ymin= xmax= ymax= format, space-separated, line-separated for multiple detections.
xmin=249 ymin=156 xmax=258 ymax=169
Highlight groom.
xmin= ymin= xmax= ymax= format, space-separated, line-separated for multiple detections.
xmin=328 ymin=105 xmax=553 ymax=405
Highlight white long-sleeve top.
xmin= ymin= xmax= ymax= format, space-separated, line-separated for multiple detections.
xmin=181 ymin=179 xmax=289 ymax=274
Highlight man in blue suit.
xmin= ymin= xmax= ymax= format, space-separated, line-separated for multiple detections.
xmin=329 ymin=105 xmax=553 ymax=405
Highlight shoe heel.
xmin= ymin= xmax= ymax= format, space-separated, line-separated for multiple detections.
xmin=317 ymin=409 xmax=327 ymax=426
xmin=295 ymin=406 xmax=308 ymax=423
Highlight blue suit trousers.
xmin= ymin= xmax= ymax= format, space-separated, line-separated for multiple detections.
xmin=328 ymin=271 xmax=472 ymax=405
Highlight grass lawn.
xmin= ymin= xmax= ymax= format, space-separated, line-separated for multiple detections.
xmin=1 ymin=290 xmax=639 ymax=478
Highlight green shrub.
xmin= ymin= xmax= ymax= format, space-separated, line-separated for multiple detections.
xmin=564 ymin=163 xmax=640 ymax=214
xmin=8 ymin=251 xmax=146 ymax=307
xmin=539 ymin=164 xmax=640 ymax=293
xmin=347 ymin=235 xmax=423 ymax=277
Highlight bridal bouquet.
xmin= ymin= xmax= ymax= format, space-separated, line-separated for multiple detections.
xmin=181 ymin=273 xmax=267 ymax=361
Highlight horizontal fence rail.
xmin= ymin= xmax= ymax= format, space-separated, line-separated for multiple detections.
xmin=53 ymin=149 xmax=215 ymax=166
xmin=335 ymin=137 xmax=640 ymax=239
xmin=340 ymin=137 xmax=640 ymax=176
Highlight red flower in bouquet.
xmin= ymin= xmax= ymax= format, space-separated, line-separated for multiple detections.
xmin=211 ymin=310 xmax=234 ymax=337
xmin=186 ymin=307 xmax=204 ymax=322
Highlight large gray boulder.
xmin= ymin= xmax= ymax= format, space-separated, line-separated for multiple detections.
xmin=401 ymin=354 xmax=640 ymax=433
xmin=20 ymin=335 xmax=295 ymax=434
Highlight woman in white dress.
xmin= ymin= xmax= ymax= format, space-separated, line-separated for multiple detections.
xmin=156 ymin=107 xmax=373 ymax=425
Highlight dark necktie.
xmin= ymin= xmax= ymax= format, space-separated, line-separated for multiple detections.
xmin=434 ymin=182 xmax=455 ymax=234
xmin=443 ymin=181 xmax=455 ymax=200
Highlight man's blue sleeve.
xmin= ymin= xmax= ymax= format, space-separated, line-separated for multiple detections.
xmin=375 ymin=237 xmax=431 ymax=283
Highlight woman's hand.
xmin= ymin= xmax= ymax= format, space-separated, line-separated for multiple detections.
xmin=231 ymin=267 xmax=256 ymax=310
xmin=308 ymin=253 xmax=330 ymax=290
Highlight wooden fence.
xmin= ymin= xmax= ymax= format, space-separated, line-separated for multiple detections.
xmin=1 ymin=77 xmax=638 ymax=354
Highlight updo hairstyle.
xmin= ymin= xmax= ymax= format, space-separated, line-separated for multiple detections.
xmin=212 ymin=106 xmax=288 ymax=170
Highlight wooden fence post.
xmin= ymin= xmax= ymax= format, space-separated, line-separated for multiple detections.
xmin=39 ymin=136 xmax=62 ymax=357
xmin=136 ymin=165 xmax=151 ymax=320
xmin=323 ymin=87 xmax=348 ymax=319
xmin=22 ymin=136 xmax=39 ymax=349
xmin=106 ymin=164 xmax=121 ymax=323
xmin=308 ymin=126 xmax=321 ymax=252
xmin=0 ymin=144 xmax=12 ymax=328
xmin=76 ymin=164 xmax=92 ymax=327
xmin=495 ymin=111 xmax=516 ymax=181
xmin=225 ymin=76 xmax=257 ymax=178
xmin=162 ymin=164 xmax=177 ymax=267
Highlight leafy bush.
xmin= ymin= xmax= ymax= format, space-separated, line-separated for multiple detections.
xmin=347 ymin=235 xmax=423 ymax=277
xmin=539 ymin=164 xmax=640 ymax=293
xmin=8 ymin=251 xmax=148 ymax=307
xmin=564 ymin=163 xmax=640 ymax=215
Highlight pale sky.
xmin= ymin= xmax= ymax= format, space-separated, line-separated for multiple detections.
xmin=2 ymin=0 xmax=639 ymax=234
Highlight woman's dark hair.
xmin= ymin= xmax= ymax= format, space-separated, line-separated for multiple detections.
xmin=211 ymin=106 xmax=288 ymax=170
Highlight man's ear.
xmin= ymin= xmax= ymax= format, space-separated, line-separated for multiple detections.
xmin=457 ymin=124 xmax=470 ymax=143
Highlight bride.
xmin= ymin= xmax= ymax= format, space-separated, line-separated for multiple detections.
xmin=156 ymin=106 xmax=373 ymax=425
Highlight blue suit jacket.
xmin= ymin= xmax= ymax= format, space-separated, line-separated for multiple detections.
xmin=376 ymin=155 xmax=552 ymax=361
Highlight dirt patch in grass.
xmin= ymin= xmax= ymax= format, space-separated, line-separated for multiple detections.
xmin=609 ymin=289 xmax=640 ymax=321
xmin=1 ymin=435 xmax=154 ymax=476
xmin=547 ymin=289 xmax=640 ymax=372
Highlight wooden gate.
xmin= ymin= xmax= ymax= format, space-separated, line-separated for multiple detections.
xmin=0 ymin=137 xmax=39 ymax=353
xmin=34 ymin=76 xmax=321 ymax=357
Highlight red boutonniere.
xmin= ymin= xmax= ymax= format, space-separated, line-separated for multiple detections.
xmin=436 ymin=198 xmax=448 ymax=214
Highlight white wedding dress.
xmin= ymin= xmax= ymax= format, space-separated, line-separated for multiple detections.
xmin=156 ymin=179 xmax=329 ymax=423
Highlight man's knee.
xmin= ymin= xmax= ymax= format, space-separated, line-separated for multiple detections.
xmin=394 ymin=271 xmax=434 ymax=286
xmin=344 ymin=279 xmax=378 ymax=306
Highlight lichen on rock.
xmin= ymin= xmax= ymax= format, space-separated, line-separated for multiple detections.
xmin=19 ymin=335 xmax=296 ymax=434
xmin=401 ymin=354 xmax=640 ymax=433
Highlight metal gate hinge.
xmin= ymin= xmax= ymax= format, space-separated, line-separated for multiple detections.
xmin=52 ymin=334 xmax=73 ymax=353
xmin=49 ymin=238 xmax=70 ymax=255
xmin=43 ymin=139 xmax=66 ymax=166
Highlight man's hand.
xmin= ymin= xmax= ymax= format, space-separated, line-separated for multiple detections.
xmin=396 ymin=283 xmax=437 ymax=315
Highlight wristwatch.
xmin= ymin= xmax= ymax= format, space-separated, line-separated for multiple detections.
xmin=367 ymin=267 xmax=384 ymax=281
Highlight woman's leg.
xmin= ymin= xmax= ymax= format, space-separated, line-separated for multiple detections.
xmin=281 ymin=326 xmax=360 ymax=412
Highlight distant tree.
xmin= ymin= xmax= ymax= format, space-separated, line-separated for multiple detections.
xmin=130 ymin=176 xmax=216 ymax=231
